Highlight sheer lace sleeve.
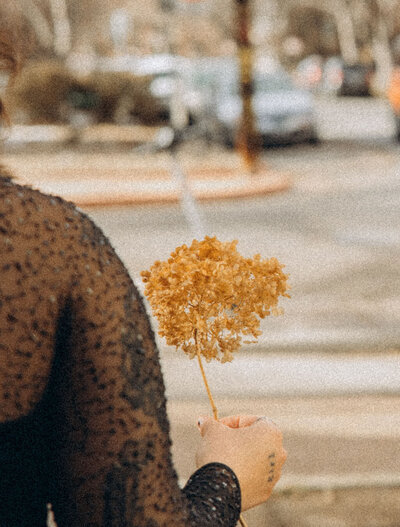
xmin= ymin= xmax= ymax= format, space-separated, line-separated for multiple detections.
xmin=183 ymin=463 xmax=241 ymax=526
xmin=59 ymin=208 xmax=242 ymax=527
xmin=0 ymin=178 xmax=241 ymax=527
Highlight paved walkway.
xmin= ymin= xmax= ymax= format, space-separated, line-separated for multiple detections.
xmin=160 ymin=349 xmax=400 ymax=400
xmin=167 ymin=394 xmax=400 ymax=488
xmin=3 ymin=126 xmax=290 ymax=206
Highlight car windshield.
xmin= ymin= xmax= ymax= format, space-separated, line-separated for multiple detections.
xmin=254 ymin=73 xmax=295 ymax=93
xmin=184 ymin=60 xmax=296 ymax=98
xmin=215 ymin=69 xmax=295 ymax=96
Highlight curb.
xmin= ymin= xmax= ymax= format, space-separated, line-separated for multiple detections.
xmin=53 ymin=171 xmax=291 ymax=208
xmin=274 ymin=473 xmax=400 ymax=494
xmin=8 ymin=160 xmax=291 ymax=207
xmin=3 ymin=125 xmax=292 ymax=207
xmin=178 ymin=474 xmax=400 ymax=493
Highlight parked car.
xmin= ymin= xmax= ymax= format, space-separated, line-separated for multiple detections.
xmin=339 ymin=62 xmax=375 ymax=97
xmin=294 ymin=55 xmax=323 ymax=92
xmin=184 ymin=58 xmax=319 ymax=146
xmin=321 ymin=56 xmax=344 ymax=94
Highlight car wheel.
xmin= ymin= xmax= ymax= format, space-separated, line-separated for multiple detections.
xmin=218 ymin=126 xmax=234 ymax=148
xmin=307 ymin=132 xmax=320 ymax=145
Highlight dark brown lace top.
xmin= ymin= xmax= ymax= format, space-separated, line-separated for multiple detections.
xmin=0 ymin=175 xmax=241 ymax=527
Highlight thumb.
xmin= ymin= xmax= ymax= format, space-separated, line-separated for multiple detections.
xmin=197 ymin=416 xmax=223 ymax=437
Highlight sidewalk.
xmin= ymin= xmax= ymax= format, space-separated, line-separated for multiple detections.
xmin=159 ymin=348 xmax=400 ymax=401
xmin=168 ymin=393 xmax=400 ymax=526
xmin=167 ymin=394 xmax=400 ymax=486
xmin=3 ymin=125 xmax=291 ymax=206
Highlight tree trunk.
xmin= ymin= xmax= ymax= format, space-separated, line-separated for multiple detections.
xmin=371 ymin=19 xmax=393 ymax=92
xmin=369 ymin=1 xmax=393 ymax=93
xmin=333 ymin=0 xmax=358 ymax=63
xmin=19 ymin=0 xmax=53 ymax=51
xmin=234 ymin=0 xmax=261 ymax=174
xmin=48 ymin=0 xmax=71 ymax=57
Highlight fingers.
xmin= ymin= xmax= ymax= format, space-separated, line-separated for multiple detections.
xmin=251 ymin=416 xmax=283 ymax=440
xmin=219 ymin=415 xmax=261 ymax=428
xmin=197 ymin=414 xmax=282 ymax=436
xmin=197 ymin=416 xmax=224 ymax=437
xmin=195 ymin=412 xmax=288 ymax=510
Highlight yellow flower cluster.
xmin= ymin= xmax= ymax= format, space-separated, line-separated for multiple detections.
xmin=141 ymin=236 xmax=289 ymax=363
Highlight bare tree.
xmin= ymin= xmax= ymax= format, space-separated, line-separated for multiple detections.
xmin=282 ymin=0 xmax=358 ymax=62
xmin=282 ymin=0 xmax=395 ymax=90
xmin=49 ymin=0 xmax=71 ymax=56
xmin=17 ymin=0 xmax=71 ymax=57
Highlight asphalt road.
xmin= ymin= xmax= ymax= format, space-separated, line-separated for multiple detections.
xmin=86 ymin=134 xmax=400 ymax=526
xmin=87 ymin=138 xmax=400 ymax=358
xmin=314 ymin=95 xmax=396 ymax=141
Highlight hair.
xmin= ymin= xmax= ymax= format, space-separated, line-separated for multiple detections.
xmin=0 ymin=44 xmax=16 ymax=125
xmin=0 ymin=2 xmax=32 ymax=178
xmin=0 ymin=1 xmax=33 ymax=125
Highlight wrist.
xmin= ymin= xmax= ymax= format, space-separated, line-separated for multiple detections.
xmin=183 ymin=462 xmax=242 ymax=524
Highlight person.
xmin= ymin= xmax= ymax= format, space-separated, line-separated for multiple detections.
xmin=0 ymin=6 xmax=287 ymax=527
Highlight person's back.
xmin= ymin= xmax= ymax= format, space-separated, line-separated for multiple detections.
xmin=0 ymin=171 xmax=287 ymax=527
xmin=0 ymin=172 xmax=194 ymax=525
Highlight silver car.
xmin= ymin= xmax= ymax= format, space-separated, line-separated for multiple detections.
xmin=185 ymin=58 xmax=319 ymax=146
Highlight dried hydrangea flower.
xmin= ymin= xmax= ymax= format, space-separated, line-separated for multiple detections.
xmin=141 ymin=236 xmax=289 ymax=364
xmin=142 ymin=237 xmax=289 ymax=527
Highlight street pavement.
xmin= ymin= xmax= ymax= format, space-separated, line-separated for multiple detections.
xmin=167 ymin=393 xmax=400 ymax=526
xmin=160 ymin=349 xmax=400 ymax=400
xmin=314 ymin=95 xmax=395 ymax=141
xmin=3 ymin=97 xmax=400 ymax=524
xmin=167 ymin=394 xmax=400 ymax=487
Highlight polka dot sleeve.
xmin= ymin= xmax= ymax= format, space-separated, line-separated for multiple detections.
xmin=0 ymin=177 xmax=241 ymax=527
xmin=183 ymin=463 xmax=241 ymax=526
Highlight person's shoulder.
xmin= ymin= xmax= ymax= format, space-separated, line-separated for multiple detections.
xmin=0 ymin=171 xmax=114 ymax=250
xmin=1 ymin=170 xmax=75 ymax=211
xmin=1 ymin=171 xmax=91 ymax=224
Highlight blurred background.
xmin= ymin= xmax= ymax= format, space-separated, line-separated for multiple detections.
xmin=1 ymin=1 xmax=400 ymax=526
xmin=3 ymin=0 xmax=400 ymax=138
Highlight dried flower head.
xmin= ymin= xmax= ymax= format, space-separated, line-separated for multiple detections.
xmin=141 ymin=236 xmax=289 ymax=363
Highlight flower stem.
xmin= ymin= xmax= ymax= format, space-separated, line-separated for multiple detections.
xmin=194 ymin=335 xmax=248 ymax=527
xmin=195 ymin=339 xmax=218 ymax=421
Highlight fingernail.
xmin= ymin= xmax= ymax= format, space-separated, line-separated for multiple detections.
xmin=197 ymin=417 xmax=205 ymax=428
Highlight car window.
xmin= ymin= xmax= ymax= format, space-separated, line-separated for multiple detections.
xmin=184 ymin=60 xmax=294 ymax=97
xmin=219 ymin=71 xmax=294 ymax=96
xmin=254 ymin=73 xmax=294 ymax=93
